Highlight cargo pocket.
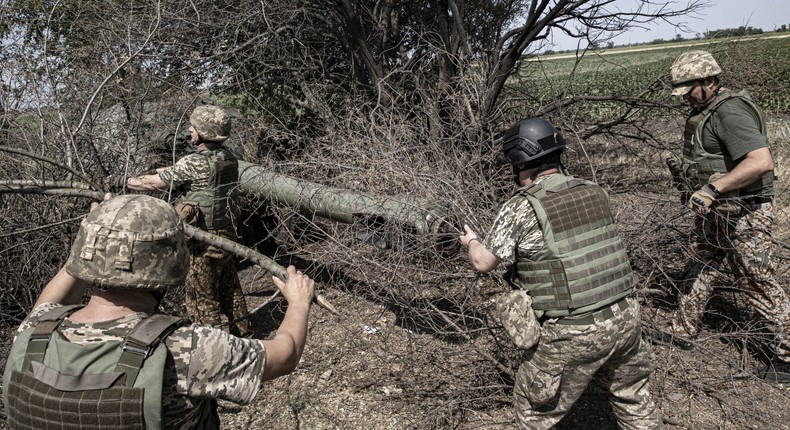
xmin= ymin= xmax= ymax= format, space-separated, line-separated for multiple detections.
xmin=516 ymin=359 xmax=563 ymax=410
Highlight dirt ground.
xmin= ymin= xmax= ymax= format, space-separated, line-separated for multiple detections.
xmin=2 ymin=242 xmax=790 ymax=430
xmin=3 ymin=267 xmax=790 ymax=430
xmin=1 ymin=117 xmax=789 ymax=429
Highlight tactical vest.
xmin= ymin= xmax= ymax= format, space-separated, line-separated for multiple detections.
xmin=680 ymin=88 xmax=772 ymax=196
xmin=3 ymin=306 xmax=186 ymax=430
xmin=510 ymin=175 xmax=634 ymax=317
xmin=185 ymin=148 xmax=239 ymax=230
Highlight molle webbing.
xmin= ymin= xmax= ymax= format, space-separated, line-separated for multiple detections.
xmin=6 ymin=311 xmax=185 ymax=430
xmin=538 ymin=179 xmax=612 ymax=240
xmin=513 ymin=176 xmax=633 ymax=315
xmin=185 ymin=149 xmax=238 ymax=230
xmin=6 ymin=369 xmax=145 ymax=430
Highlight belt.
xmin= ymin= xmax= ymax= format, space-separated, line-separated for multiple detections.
xmin=554 ymin=299 xmax=630 ymax=326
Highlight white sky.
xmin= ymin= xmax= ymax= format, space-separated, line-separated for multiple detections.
xmin=550 ymin=0 xmax=790 ymax=50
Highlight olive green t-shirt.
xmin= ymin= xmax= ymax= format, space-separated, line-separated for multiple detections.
xmin=698 ymin=95 xmax=774 ymax=196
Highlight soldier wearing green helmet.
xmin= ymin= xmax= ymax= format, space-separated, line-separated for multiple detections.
xmin=3 ymin=194 xmax=316 ymax=429
xmin=125 ymin=104 xmax=251 ymax=337
xmin=663 ymin=50 xmax=789 ymax=382
xmin=460 ymin=118 xmax=661 ymax=429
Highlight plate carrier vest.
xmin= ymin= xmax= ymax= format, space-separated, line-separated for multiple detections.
xmin=509 ymin=175 xmax=634 ymax=317
xmin=184 ymin=148 xmax=239 ymax=230
xmin=3 ymin=305 xmax=186 ymax=429
xmin=680 ymin=88 xmax=773 ymax=197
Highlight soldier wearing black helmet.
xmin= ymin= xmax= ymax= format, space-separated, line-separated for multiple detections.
xmin=124 ymin=104 xmax=251 ymax=337
xmin=663 ymin=50 xmax=789 ymax=382
xmin=3 ymin=194 xmax=315 ymax=429
xmin=459 ymin=118 xmax=661 ymax=429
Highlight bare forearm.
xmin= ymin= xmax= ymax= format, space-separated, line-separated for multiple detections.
xmin=710 ymin=148 xmax=774 ymax=194
xmin=468 ymin=241 xmax=501 ymax=273
xmin=260 ymin=303 xmax=311 ymax=380
xmin=126 ymin=173 xmax=168 ymax=192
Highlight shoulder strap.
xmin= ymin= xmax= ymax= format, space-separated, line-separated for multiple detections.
xmin=115 ymin=314 xmax=187 ymax=387
xmin=23 ymin=304 xmax=84 ymax=370
xmin=695 ymin=89 xmax=766 ymax=144
xmin=544 ymin=177 xmax=586 ymax=193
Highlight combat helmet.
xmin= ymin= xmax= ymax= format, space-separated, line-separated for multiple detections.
xmin=670 ymin=50 xmax=722 ymax=96
xmin=190 ymin=105 xmax=231 ymax=142
xmin=502 ymin=117 xmax=566 ymax=168
xmin=65 ymin=195 xmax=189 ymax=291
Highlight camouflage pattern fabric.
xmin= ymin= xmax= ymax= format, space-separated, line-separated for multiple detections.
xmin=671 ymin=203 xmax=790 ymax=360
xmin=12 ymin=303 xmax=265 ymax=429
xmin=484 ymin=175 xmax=660 ymax=428
xmin=159 ymin=150 xmax=250 ymax=336
xmin=65 ymin=194 xmax=189 ymax=291
xmin=670 ymin=50 xmax=722 ymax=95
xmin=482 ymin=176 xmax=549 ymax=263
xmin=513 ymin=298 xmax=661 ymax=430
xmin=184 ymin=232 xmax=250 ymax=337
xmin=190 ymin=105 xmax=231 ymax=142
xmin=159 ymin=152 xmax=217 ymax=191
xmin=497 ymin=290 xmax=541 ymax=350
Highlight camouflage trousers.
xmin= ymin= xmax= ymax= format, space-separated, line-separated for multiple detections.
xmin=184 ymin=241 xmax=250 ymax=337
xmin=671 ymin=202 xmax=790 ymax=361
xmin=514 ymin=297 xmax=661 ymax=430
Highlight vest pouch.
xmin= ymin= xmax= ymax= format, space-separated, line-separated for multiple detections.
xmin=175 ymin=201 xmax=201 ymax=227
xmin=496 ymin=290 xmax=541 ymax=350
xmin=681 ymin=161 xmax=704 ymax=191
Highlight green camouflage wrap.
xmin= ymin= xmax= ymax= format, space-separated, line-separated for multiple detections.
xmin=65 ymin=195 xmax=189 ymax=291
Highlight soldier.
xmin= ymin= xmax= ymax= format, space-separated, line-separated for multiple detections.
xmin=459 ymin=118 xmax=661 ymax=429
xmin=123 ymin=105 xmax=251 ymax=337
xmin=663 ymin=50 xmax=789 ymax=382
xmin=3 ymin=194 xmax=315 ymax=429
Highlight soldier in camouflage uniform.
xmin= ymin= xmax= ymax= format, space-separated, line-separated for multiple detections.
xmin=460 ymin=118 xmax=661 ymax=429
xmin=126 ymin=105 xmax=250 ymax=337
xmin=3 ymin=194 xmax=315 ymax=429
xmin=664 ymin=50 xmax=790 ymax=382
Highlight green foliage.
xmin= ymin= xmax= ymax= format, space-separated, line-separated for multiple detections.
xmin=510 ymin=37 xmax=790 ymax=122
xmin=704 ymin=26 xmax=764 ymax=39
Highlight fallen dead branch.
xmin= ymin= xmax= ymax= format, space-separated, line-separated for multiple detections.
xmin=0 ymin=182 xmax=338 ymax=315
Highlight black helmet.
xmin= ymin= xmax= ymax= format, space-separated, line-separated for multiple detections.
xmin=502 ymin=118 xmax=565 ymax=167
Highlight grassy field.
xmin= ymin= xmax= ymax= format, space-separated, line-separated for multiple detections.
xmin=511 ymin=34 xmax=790 ymax=120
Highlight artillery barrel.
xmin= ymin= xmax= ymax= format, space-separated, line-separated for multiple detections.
xmin=237 ymin=161 xmax=461 ymax=256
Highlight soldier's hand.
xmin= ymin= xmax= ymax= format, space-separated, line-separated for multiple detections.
xmin=688 ymin=184 xmax=718 ymax=215
xmin=102 ymin=175 xmax=127 ymax=192
xmin=273 ymin=266 xmax=315 ymax=309
xmin=90 ymin=192 xmax=113 ymax=213
xmin=460 ymin=224 xmax=481 ymax=248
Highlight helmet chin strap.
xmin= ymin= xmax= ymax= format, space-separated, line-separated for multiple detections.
xmin=699 ymin=80 xmax=720 ymax=105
